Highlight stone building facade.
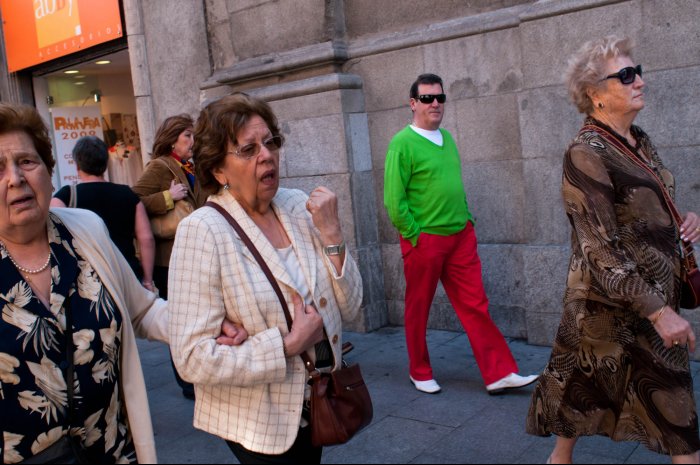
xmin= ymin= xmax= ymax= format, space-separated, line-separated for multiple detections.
xmin=2 ymin=0 xmax=699 ymax=351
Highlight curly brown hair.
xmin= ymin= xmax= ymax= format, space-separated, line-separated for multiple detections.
xmin=0 ymin=103 xmax=55 ymax=175
xmin=193 ymin=93 xmax=281 ymax=192
xmin=151 ymin=114 xmax=194 ymax=158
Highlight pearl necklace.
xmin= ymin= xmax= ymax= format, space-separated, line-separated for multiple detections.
xmin=0 ymin=242 xmax=51 ymax=274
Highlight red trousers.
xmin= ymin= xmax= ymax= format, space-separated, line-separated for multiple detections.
xmin=400 ymin=223 xmax=518 ymax=385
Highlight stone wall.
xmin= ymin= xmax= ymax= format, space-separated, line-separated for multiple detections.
xmin=134 ymin=0 xmax=700 ymax=352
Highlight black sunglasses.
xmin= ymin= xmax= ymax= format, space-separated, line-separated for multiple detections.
xmin=602 ymin=65 xmax=642 ymax=85
xmin=416 ymin=94 xmax=446 ymax=104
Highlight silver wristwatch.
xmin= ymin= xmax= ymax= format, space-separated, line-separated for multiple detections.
xmin=323 ymin=241 xmax=346 ymax=256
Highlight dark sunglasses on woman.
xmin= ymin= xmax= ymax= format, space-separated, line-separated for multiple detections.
xmin=602 ymin=65 xmax=642 ymax=85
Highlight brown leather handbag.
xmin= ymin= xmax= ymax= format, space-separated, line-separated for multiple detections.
xmin=307 ymin=360 xmax=373 ymax=446
xmin=148 ymin=158 xmax=194 ymax=239
xmin=205 ymin=201 xmax=373 ymax=447
xmin=584 ymin=124 xmax=700 ymax=309
xmin=149 ymin=200 xmax=193 ymax=239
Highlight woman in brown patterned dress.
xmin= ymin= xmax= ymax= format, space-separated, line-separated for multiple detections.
xmin=526 ymin=36 xmax=700 ymax=464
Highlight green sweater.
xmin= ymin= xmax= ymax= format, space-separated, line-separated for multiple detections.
xmin=384 ymin=126 xmax=473 ymax=246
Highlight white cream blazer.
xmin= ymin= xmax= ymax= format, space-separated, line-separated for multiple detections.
xmin=168 ymin=188 xmax=363 ymax=455
xmin=51 ymin=208 xmax=169 ymax=464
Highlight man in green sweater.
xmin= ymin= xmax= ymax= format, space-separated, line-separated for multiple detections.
xmin=384 ymin=73 xmax=538 ymax=395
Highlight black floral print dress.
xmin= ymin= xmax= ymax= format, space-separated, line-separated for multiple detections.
xmin=526 ymin=119 xmax=700 ymax=455
xmin=0 ymin=214 xmax=135 ymax=464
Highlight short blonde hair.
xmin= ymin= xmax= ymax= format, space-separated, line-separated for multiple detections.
xmin=565 ymin=35 xmax=634 ymax=114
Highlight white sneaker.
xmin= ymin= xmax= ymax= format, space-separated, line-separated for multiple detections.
xmin=486 ymin=373 xmax=539 ymax=395
xmin=409 ymin=376 xmax=442 ymax=394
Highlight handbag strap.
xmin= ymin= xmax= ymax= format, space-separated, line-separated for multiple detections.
xmin=204 ymin=202 xmax=317 ymax=374
xmin=582 ymin=123 xmax=698 ymax=272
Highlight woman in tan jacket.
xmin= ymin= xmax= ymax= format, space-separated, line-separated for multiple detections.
xmin=132 ymin=114 xmax=208 ymax=399
xmin=132 ymin=114 xmax=207 ymax=299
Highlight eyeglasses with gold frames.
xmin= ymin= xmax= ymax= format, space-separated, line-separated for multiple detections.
xmin=228 ymin=135 xmax=284 ymax=160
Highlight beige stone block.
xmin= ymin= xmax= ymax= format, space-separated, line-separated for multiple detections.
xmin=228 ymin=0 xmax=327 ymax=59
xmin=135 ymin=95 xmax=156 ymax=165
xmin=208 ymin=21 xmax=237 ymax=71
xmin=387 ymin=300 xmax=405 ymax=327
xmin=522 ymin=245 xmax=569 ymax=316
xmin=344 ymin=47 xmax=424 ymax=112
xmin=122 ymin=0 xmax=143 ymax=35
xmin=344 ymin=0 xmax=530 ymax=39
xmin=452 ymin=93 xmax=522 ymax=163
xmin=346 ymin=113 xmax=372 ymax=172
xmin=517 ymin=86 xmax=582 ymax=161
xmin=283 ymin=114 xmax=349 ymax=177
xmin=423 ymin=27 xmax=524 ymax=100
xmin=381 ymin=244 xmax=405 ymax=302
xmin=126 ymin=34 xmax=151 ymax=98
xmin=205 ymin=0 xmax=229 ymax=22
xmin=268 ymin=90 xmax=345 ymax=123
xmin=141 ymin=1 xmax=210 ymax=118
xmin=368 ymin=108 xmax=412 ymax=173
xmin=520 ymin=2 xmax=643 ymax=89
xmin=479 ymin=244 xmax=525 ymax=305
xmin=351 ymin=171 xmax=380 ymax=245
xmin=658 ymin=146 xmax=700 ymax=216
xmin=633 ymin=66 xmax=700 ymax=149
xmin=638 ymin=0 xmax=700 ymax=71
xmin=523 ymin=158 xmax=569 ymax=245
xmin=463 ymin=160 xmax=526 ymax=244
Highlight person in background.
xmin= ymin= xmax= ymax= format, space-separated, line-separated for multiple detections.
xmin=132 ymin=114 xmax=206 ymax=298
xmin=168 ymin=93 xmax=362 ymax=464
xmin=384 ymin=73 xmax=539 ymax=395
xmin=132 ymin=114 xmax=206 ymax=400
xmin=526 ymin=36 xmax=700 ymax=464
xmin=51 ymin=136 xmax=155 ymax=292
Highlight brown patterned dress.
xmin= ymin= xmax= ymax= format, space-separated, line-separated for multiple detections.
xmin=526 ymin=118 xmax=700 ymax=455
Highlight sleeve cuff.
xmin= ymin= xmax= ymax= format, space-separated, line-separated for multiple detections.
xmin=163 ymin=190 xmax=175 ymax=210
xmin=323 ymin=251 xmax=348 ymax=279
xmin=635 ymin=294 xmax=667 ymax=319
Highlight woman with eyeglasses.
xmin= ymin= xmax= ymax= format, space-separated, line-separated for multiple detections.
xmin=526 ymin=36 xmax=700 ymax=464
xmin=167 ymin=93 xmax=362 ymax=464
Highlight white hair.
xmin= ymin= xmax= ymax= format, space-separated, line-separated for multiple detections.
xmin=565 ymin=35 xmax=634 ymax=114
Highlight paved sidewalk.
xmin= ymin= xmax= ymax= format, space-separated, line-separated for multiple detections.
xmin=139 ymin=327 xmax=698 ymax=464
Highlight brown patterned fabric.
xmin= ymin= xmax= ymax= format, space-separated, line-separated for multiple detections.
xmin=526 ymin=118 xmax=700 ymax=456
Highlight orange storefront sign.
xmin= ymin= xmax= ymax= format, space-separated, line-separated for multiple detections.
xmin=1 ymin=0 xmax=123 ymax=72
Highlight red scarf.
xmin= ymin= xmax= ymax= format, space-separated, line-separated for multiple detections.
xmin=170 ymin=152 xmax=195 ymax=188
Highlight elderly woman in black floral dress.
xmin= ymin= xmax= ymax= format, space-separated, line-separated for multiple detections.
xmin=0 ymin=103 xmax=246 ymax=464
xmin=526 ymin=36 xmax=700 ymax=464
